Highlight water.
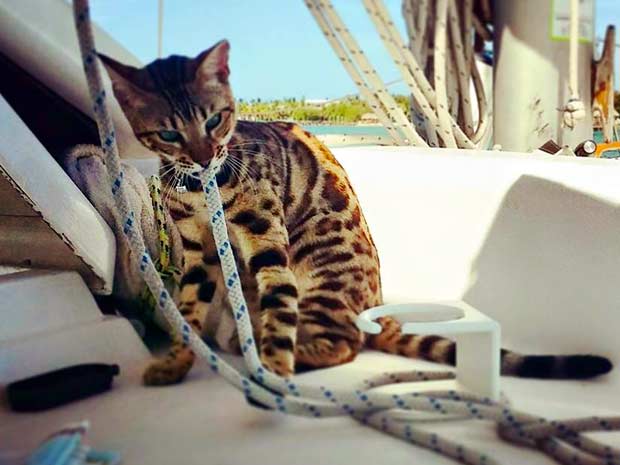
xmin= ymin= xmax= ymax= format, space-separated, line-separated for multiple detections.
xmin=304 ymin=124 xmax=389 ymax=137
xmin=308 ymin=126 xmax=620 ymax=158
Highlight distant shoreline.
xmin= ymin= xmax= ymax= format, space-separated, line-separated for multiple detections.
xmin=239 ymin=118 xmax=382 ymax=127
xmin=303 ymin=122 xmax=382 ymax=127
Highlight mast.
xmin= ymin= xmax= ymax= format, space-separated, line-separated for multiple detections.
xmin=493 ymin=0 xmax=594 ymax=152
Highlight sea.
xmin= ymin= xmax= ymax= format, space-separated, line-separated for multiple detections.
xmin=308 ymin=126 xmax=614 ymax=141
xmin=303 ymin=124 xmax=389 ymax=137
xmin=305 ymin=126 xmax=620 ymax=158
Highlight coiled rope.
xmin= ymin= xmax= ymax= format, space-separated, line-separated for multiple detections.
xmin=305 ymin=0 xmax=490 ymax=148
xmin=72 ymin=1 xmax=620 ymax=463
xmin=400 ymin=0 xmax=491 ymax=146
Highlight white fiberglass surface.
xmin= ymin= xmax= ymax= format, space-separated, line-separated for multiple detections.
xmin=336 ymin=146 xmax=620 ymax=358
xmin=2 ymin=147 xmax=619 ymax=464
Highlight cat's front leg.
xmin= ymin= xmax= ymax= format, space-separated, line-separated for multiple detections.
xmin=230 ymin=207 xmax=299 ymax=378
xmin=143 ymin=226 xmax=221 ymax=385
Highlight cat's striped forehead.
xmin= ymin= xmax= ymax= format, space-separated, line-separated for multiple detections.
xmin=142 ymin=55 xmax=202 ymax=123
xmin=144 ymin=55 xmax=196 ymax=91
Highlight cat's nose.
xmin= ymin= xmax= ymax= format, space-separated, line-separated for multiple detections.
xmin=188 ymin=141 xmax=217 ymax=165
xmin=189 ymin=148 xmax=213 ymax=165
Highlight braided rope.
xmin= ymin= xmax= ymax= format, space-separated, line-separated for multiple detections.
xmin=403 ymin=0 xmax=492 ymax=147
xmin=362 ymin=0 xmax=475 ymax=149
xmin=303 ymin=0 xmax=407 ymax=146
xmin=72 ymin=2 xmax=620 ymax=464
xmin=367 ymin=0 xmax=479 ymax=148
xmin=148 ymin=175 xmax=170 ymax=270
xmin=310 ymin=0 xmax=486 ymax=148
xmin=306 ymin=0 xmax=426 ymax=147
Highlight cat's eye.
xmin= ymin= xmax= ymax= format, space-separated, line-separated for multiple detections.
xmin=157 ymin=130 xmax=182 ymax=143
xmin=205 ymin=113 xmax=222 ymax=131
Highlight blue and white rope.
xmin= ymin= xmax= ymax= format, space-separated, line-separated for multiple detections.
xmin=72 ymin=2 xmax=620 ymax=463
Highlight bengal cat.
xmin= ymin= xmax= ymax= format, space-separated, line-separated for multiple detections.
xmin=96 ymin=40 xmax=612 ymax=385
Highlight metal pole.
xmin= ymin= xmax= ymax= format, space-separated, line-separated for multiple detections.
xmin=568 ymin=0 xmax=579 ymax=98
xmin=493 ymin=0 xmax=593 ymax=152
xmin=157 ymin=0 xmax=163 ymax=58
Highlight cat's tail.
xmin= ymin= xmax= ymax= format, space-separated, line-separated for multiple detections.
xmin=366 ymin=317 xmax=613 ymax=379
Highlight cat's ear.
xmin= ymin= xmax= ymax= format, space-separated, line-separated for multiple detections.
xmin=98 ymin=53 xmax=151 ymax=109
xmin=194 ymin=40 xmax=230 ymax=84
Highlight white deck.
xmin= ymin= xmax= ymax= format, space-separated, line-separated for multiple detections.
xmin=2 ymin=147 xmax=620 ymax=464
xmin=2 ymin=353 xmax=618 ymax=465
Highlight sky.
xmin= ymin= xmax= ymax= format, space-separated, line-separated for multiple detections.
xmin=90 ymin=0 xmax=619 ymax=101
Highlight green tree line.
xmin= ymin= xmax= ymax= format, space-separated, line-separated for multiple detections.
xmin=239 ymin=92 xmax=620 ymax=124
xmin=237 ymin=95 xmax=411 ymax=123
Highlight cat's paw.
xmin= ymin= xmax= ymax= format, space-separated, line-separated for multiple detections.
xmin=260 ymin=350 xmax=295 ymax=378
xmin=143 ymin=358 xmax=192 ymax=386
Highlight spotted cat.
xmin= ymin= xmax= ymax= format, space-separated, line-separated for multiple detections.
xmin=97 ymin=40 xmax=612 ymax=385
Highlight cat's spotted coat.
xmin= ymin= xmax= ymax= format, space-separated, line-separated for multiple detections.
xmin=97 ymin=40 xmax=612 ymax=385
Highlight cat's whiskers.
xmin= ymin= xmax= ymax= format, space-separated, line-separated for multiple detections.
xmin=158 ymin=144 xmax=267 ymax=211
xmin=158 ymin=165 xmax=177 ymax=181
xmin=226 ymin=140 xmax=271 ymax=151
xmin=165 ymin=173 xmax=195 ymax=217
xmin=168 ymin=172 xmax=185 ymax=201
xmin=159 ymin=153 xmax=178 ymax=167
xmin=226 ymin=151 xmax=258 ymax=174
xmin=217 ymin=157 xmax=237 ymax=180
xmin=218 ymin=155 xmax=257 ymax=196
xmin=225 ymin=154 xmax=258 ymax=191
xmin=161 ymin=165 xmax=182 ymax=188
xmin=229 ymin=154 xmax=257 ymax=180
xmin=229 ymin=150 xmax=285 ymax=172
xmin=228 ymin=137 xmax=270 ymax=145
xmin=222 ymin=159 xmax=246 ymax=187
xmin=222 ymin=151 xmax=243 ymax=170
xmin=161 ymin=181 xmax=174 ymax=209
xmin=162 ymin=171 xmax=180 ymax=202
xmin=228 ymin=141 xmax=285 ymax=168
